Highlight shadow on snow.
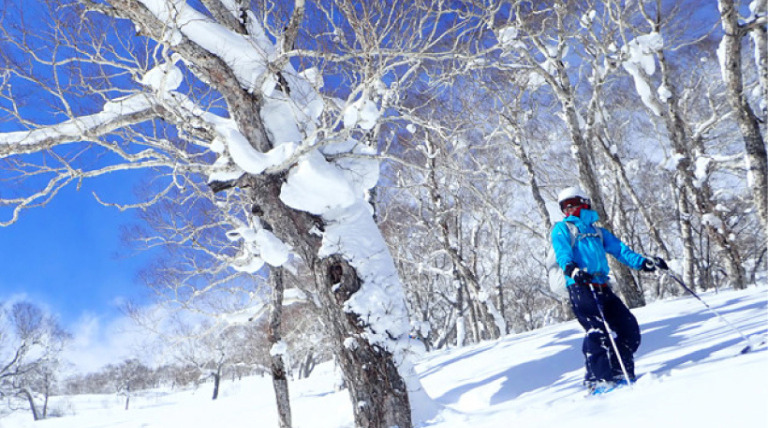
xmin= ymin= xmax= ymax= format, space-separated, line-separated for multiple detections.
xmin=423 ymin=290 xmax=767 ymax=409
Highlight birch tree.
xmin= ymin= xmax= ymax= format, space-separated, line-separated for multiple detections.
xmin=717 ymin=0 xmax=768 ymax=253
xmin=0 ymin=302 xmax=70 ymax=421
xmin=609 ymin=0 xmax=750 ymax=288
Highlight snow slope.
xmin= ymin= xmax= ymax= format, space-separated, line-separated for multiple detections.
xmin=3 ymin=285 xmax=766 ymax=428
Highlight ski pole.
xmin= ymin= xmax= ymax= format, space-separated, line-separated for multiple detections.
xmin=660 ymin=269 xmax=756 ymax=353
xmin=589 ymin=284 xmax=633 ymax=387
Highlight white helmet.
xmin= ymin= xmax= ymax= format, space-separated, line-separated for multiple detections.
xmin=557 ymin=186 xmax=591 ymax=211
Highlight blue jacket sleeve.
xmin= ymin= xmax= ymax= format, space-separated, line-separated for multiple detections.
xmin=600 ymin=228 xmax=646 ymax=270
xmin=551 ymin=222 xmax=574 ymax=271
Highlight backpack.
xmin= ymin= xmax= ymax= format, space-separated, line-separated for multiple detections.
xmin=545 ymin=222 xmax=604 ymax=299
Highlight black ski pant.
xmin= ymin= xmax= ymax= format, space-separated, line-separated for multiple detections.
xmin=568 ymin=284 xmax=641 ymax=383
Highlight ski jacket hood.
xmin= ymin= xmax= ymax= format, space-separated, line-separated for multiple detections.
xmin=551 ymin=209 xmax=646 ymax=286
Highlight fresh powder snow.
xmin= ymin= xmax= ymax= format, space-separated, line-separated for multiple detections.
xmin=5 ymin=284 xmax=766 ymax=427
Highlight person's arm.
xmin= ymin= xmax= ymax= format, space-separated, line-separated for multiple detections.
xmin=600 ymin=228 xmax=646 ymax=270
xmin=601 ymin=228 xmax=668 ymax=271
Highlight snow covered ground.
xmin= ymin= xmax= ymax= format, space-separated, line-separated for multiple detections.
xmin=3 ymin=284 xmax=766 ymax=428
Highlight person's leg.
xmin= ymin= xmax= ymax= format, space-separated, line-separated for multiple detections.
xmin=602 ymin=289 xmax=641 ymax=380
xmin=568 ymin=286 xmax=614 ymax=383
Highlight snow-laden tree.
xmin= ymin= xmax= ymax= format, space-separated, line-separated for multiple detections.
xmin=0 ymin=302 xmax=71 ymax=421
xmin=717 ymin=0 xmax=768 ymax=254
xmin=598 ymin=0 xmax=758 ymax=289
xmin=0 ymin=0 xmax=484 ymax=425
xmin=109 ymin=359 xmax=155 ymax=410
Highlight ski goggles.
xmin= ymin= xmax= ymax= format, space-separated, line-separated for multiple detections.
xmin=560 ymin=196 xmax=591 ymax=211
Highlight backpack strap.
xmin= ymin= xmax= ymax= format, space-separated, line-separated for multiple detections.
xmin=564 ymin=222 xmax=578 ymax=247
xmin=564 ymin=221 xmax=603 ymax=247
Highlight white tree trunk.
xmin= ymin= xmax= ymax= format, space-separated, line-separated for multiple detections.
xmin=718 ymin=0 xmax=768 ymax=256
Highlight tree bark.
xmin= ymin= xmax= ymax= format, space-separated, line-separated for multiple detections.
xmin=268 ymin=268 xmax=292 ymax=428
xmin=455 ymin=284 xmax=465 ymax=347
xmin=298 ymin=351 xmax=316 ymax=379
xmin=675 ymin=184 xmax=697 ymax=290
xmin=314 ymin=255 xmax=411 ymax=428
xmin=753 ymin=1 xmax=768 ymax=121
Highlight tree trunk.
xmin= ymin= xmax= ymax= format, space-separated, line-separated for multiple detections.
xmin=42 ymin=374 xmax=51 ymax=419
xmin=465 ymin=282 xmax=481 ymax=343
xmin=494 ymin=227 xmax=508 ymax=335
xmin=718 ymin=0 xmax=768 ymax=256
xmin=510 ymin=138 xmax=551 ymax=228
xmin=313 ymin=255 xmax=411 ymax=428
xmin=676 ymin=184 xmax=697 ymax=290
xmin=212 ymin=371 xmax=220 ymax=400
xmin=268 ymin=268 xmax=292 ymax=428
xmin=20 ymin=388 xmax=41 ymax=421
xmin=298 ymin=351 xmax=316 ymax=379
xmin=752 ymin=0 xmax=768 ymax=121
xmin=455 ymin=284 xmax=465 ymax=347
xmin=242 ymin=175 xmax=412 ymax=428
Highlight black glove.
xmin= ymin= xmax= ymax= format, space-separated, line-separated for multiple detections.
xmin=641 ymin=256 xmax=668 ymax=272
xmin=564 ymin=262 xmax=592 ymax=286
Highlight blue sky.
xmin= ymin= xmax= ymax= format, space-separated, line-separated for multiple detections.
xmin=0 ymin=173 xmax=164 ymax=372
xmin=0 ymin=178 xmax=157 ymax=327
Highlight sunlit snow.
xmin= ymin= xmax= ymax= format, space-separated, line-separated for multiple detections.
xmin=5 ymin=285 xmax=765 ymax=427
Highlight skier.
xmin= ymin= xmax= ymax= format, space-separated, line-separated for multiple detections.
xmin=551 ymin=186 xmax=668 ymax=393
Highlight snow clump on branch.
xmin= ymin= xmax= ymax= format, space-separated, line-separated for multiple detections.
xmin=137 ymin=0 xmax=421 ymax=407
xmin=621 ymin=32 xmax=665 ymax=115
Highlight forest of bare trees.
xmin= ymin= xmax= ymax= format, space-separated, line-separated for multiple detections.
xmin=0 ymin=0 xmax=764 ymax=426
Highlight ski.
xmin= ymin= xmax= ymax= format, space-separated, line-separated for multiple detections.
xmin=587 ymin=380 xmax=629 ymax=396
xmin=585 ymin=374 xmax=644 ymax=397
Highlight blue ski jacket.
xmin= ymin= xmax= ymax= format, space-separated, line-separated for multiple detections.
xmin=551 ymin=209 xmax=646 ymax=286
